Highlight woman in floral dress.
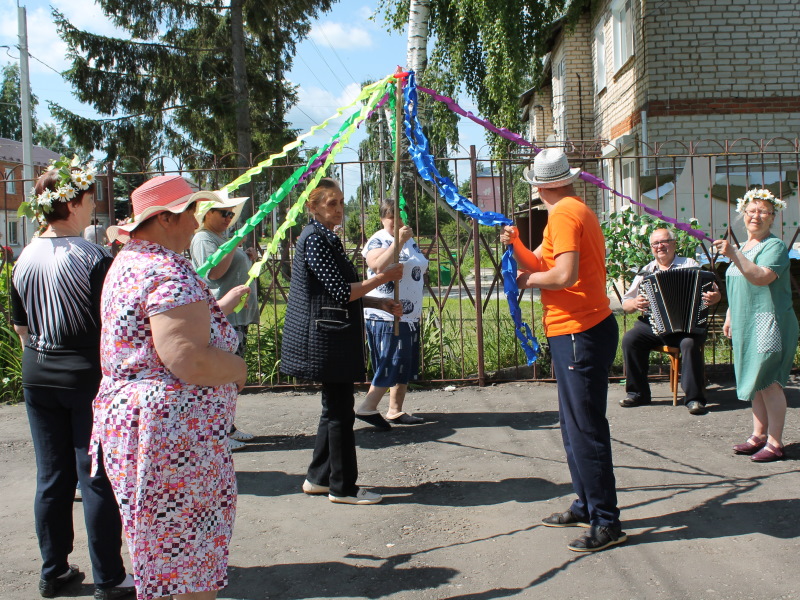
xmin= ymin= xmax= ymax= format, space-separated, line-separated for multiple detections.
xmin=713 ymin=189 xmax=798 ymax=463
xmin=93 ymin=175 xmax=249 ymax=600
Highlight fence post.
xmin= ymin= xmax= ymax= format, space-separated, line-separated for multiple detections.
xmin=105 ymin=162 xmax=114 ymax=224
xmin=469 ymin=145 xmax=486 ymax=386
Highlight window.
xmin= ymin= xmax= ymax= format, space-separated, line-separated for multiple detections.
xmin=7 ymin=219 xmax=18 ymax=245
xmin=594 ymin=22 xmax=606 ymax=92
xmin=612 ymin=0 xmax=634 ymax=71
xmin=5 ymin=168 xmax=15 ymax=195
xmin=552 ymin=58 xmax=566 ymax=141
xmin=617 ymin=155 xmax=636 ymax=200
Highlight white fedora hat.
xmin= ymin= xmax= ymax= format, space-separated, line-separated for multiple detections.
xmin=522 ymin=148 xmax=582 ymax=188
xmin=195 ymin=192 xmax=249 ymax=231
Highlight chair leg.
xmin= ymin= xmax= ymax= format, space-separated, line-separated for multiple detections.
xmin=671 ymin=355 xmax=680 ymax=406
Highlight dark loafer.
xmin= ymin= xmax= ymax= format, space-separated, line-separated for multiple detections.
xmin=387 ymin=412 xmax=424 ymax=425
xmin=686 ymin=400 xmax=708 ymax=415
xmin=619 ymin=397 xmax=651 ymax=408
xmin=355 ymin=412 xmax=392 ymax=430
xmin=94 ymin=585 xmax=136 ymax=600
xmin=39 ymin=565 xmax=81 ymax=598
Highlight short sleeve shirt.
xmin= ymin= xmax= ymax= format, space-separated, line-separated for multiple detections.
xmin=362 ymin=229 xmax=429 ymax=322
xmin=540 ymin=196 xmax=611 ymax=337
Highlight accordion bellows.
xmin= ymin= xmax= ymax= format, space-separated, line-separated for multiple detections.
xmin=641 ymin=268 xmax=717 ymax=335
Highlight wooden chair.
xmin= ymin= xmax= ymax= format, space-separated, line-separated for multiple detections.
xmin=656 ymin=346 xmax=681 ymax=406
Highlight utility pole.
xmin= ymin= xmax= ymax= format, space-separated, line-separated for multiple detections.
xmin=18 ymin=5 xmax=34 ymax=245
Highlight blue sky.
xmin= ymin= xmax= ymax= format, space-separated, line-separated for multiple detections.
xmin=0 ymin=0 xmax=486 ymax=165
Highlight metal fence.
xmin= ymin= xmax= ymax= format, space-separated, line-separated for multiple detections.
xmin=3 ymin=139 xmax=799 ymax=388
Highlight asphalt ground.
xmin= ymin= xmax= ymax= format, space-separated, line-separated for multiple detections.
xmin=1 ymin=376 xmax=798 ymax=600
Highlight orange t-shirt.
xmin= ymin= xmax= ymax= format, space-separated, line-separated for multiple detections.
xmin=540 ymin=196 xmax=611 ymax=337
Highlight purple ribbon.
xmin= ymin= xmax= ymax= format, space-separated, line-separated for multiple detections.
xmin=416 ymin=86 xmax=712 ymax=242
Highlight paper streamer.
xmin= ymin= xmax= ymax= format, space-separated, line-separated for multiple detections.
xmin=404 ymin=71 xmax=539 ymax=365
xmin=221 ymin=75 xmax=394 ymax=194
xmin=197 ymin=81 xmax=392 ymax=280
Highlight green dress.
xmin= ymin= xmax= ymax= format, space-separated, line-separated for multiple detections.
xmin=726 ymin=234 xmax=799 ymax=400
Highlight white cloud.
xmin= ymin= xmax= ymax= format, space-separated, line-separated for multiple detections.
xmin=293 ymin=82 xmax=363 ymax=123
xmin=309 ymin=22 xmax=372 ymax=50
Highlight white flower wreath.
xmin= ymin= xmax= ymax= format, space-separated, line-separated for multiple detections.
xmin=735 ymin=188 xmax=787 ymax=214
xmin=17 ymin=156 xmax=98 ymax=223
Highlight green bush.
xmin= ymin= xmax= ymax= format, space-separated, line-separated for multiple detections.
xmin=0 ymin=265 xmax=22 ymax=403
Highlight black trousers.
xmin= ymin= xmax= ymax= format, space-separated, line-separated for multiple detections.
xmin=306 ymin=381 xmax=359 ymax=497
xmin=549 ymin=314 xmax=621 ymax=528
xmin=24 ymin=387 xmax=127 ymax=588
xmin=621 ymin=318 xmax=707 ymax=405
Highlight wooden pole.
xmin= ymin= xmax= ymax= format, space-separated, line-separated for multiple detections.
xmin=392 ymin=73 xmax=404 ymax=336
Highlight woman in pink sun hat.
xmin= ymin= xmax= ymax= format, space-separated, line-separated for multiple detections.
xmin=94 ymin=174 xmax=250 ymax=599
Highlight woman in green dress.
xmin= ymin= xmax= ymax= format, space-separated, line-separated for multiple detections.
xmin=713 ymin=189 xmax=798 ymax=462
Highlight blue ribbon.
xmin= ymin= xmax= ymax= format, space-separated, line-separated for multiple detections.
xmin=403 ymin=71 xmax=539 ymax=364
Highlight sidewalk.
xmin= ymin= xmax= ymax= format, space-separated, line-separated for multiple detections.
xmin=1 ymin=377 xmax=798 ymax=599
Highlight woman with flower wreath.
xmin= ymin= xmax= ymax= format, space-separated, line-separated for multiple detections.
xmin=10 ymin=158 xmax=135 ymax=599
xmin=713 ymin=189 xmax=798 ymax=462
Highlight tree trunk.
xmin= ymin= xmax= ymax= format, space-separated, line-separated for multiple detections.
xmin=406 ymin=0 xmax=431 ymax=76
xmin=230 ymin=0 xmax=255 ymax=246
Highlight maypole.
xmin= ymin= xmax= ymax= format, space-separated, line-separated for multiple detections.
xmin=392 ymin=69 xmax=408 ymax=335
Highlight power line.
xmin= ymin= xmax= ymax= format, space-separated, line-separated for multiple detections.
xmin=312 ymin=27 xmax=358 ymax=84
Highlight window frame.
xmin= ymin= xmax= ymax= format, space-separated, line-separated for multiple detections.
xmin=612 ymin=0 xmax=634 ymax=72
xmin=594 ymin=21 xmax=607 ymax=93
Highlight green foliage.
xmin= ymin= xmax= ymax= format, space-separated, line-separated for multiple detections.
xmin=245 ymin=315 xmax=284 ymax=385
xmin=377 ymin=0 xmax=565 ymax=150
xmin=601 ymin=207 xmax=701 ymax=290
xmin=0 ymin=265 xmax=22 ymax=403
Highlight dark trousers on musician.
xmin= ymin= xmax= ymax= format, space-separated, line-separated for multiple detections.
xmin=24 ymin=386 xmax=127 ymax=588
xmin=622 ymin=317 xmax=707 ymax=406
xmin=549 ymin=314 xmax=621 ymax=528
xmin=307 ymin=381 xmax=359 ymax=497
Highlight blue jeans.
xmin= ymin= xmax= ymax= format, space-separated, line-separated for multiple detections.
xmin=24 ymin=387 xmax=127 ymax=588
xmin=548 ymin=314 xmax=621 ymax=528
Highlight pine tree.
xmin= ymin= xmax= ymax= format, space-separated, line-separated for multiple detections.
xmin=52 ymin=0 xmax=335 ymax=164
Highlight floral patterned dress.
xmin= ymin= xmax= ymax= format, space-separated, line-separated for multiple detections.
xmin=91 ymin=239 xmax=239 ymax=600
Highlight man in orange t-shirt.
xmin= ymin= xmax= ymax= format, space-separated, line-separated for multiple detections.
xmin=501 ymin=148 xmax=624 ymax=553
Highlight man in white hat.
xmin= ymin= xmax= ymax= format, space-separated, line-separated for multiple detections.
xmin=501 ymin=147 xmax=625 ymax=552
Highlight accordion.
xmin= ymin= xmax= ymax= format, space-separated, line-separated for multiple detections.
xmin=640 ymin=268 xmax=716 ymax=335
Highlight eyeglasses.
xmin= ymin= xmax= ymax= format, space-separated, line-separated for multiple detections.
xmin=650 ymin=239 xmax=675 ymax=248
xmin=212 ymin=209 xmax=236 ymax=219
xmin=744 ymin=209 xmax=773 ymax=218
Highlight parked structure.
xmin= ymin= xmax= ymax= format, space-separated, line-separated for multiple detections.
xmin=520 ymin=0 xmax=800 ymax=245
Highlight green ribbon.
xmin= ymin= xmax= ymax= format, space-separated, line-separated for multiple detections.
xmin=222 ymin=75 xmax=394 ymax=194
xmin=197 ymin=76 xmax=393 ymax=280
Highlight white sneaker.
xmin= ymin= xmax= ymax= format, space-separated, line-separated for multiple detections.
xmin=228 ymin=428 xmax=254 ymax=441
xmin=329 ymin=489 xmax=383 ymax=505
xmin=228 ymin=437 xmax=247 ymax=451
xmin=302 ymin=479 xmax=330 ymax=495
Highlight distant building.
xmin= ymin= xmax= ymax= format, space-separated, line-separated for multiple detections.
xmin=0 ymin=138 xmax=110 ymax=256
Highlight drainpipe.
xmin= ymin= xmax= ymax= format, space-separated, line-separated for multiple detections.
xmin=576 ymin=73 xmax=584 ymax=141
xmin=641 ymin=110 xmax=649 ymax=175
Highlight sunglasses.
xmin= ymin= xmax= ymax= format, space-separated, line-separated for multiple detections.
xmin=211 ymin=209 xmax=236 ymax=219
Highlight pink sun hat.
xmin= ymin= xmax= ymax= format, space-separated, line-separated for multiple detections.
xmin=106 ymin=175 xmax=232 ymax=244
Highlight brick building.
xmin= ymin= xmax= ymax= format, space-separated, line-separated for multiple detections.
xmin=0 ymin=138 xmax=110 ymax=258
xmin=519 ymin=0 xmax=800 ymax=244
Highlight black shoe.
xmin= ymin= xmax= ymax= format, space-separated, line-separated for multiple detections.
xmin=619 ymin=396 xmax=651 ymax=408
xmin=355 ymin=412 xmax=392 ymax=430
xmin=39 ymin=565 xmax=81 ymax=598
xmin=94 ymin=585 xmax=136 ymax=600
xmin=568 ymin=525 xmax=628 ymax=552
xmin=686 ymin=400 xmax=708 ymax=415
xmin=541 ymin=509 xmax=590 ymax=528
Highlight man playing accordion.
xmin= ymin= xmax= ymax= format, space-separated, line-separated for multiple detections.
xmin=620 ymin=228 xmax=721 ymax=414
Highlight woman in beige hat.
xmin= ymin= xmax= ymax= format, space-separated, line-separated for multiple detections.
xmin=95 ymin=175 xmax=249 ymax=600
xmin=190 ymin=196 xmax=258 ymax=450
